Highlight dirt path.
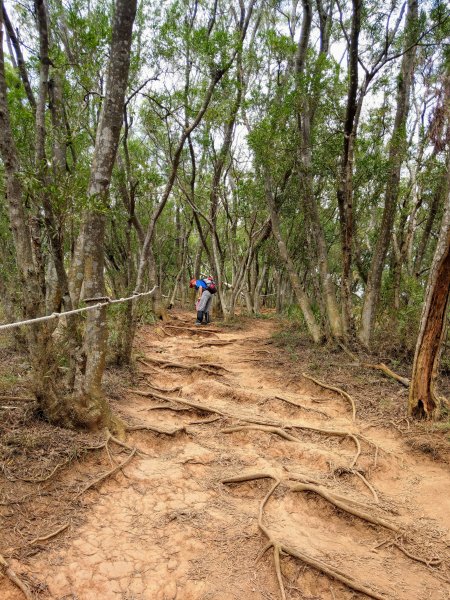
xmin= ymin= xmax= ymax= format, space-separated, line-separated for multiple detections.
xmin=2 ymin=313 xmax=450 ymax=599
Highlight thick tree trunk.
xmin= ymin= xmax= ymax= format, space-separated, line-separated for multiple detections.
xmin=73 ymin=0 xmax=137 ymax=429
xmin=359 ymin=0 xmax=418 ymax=347
xmin=408 ymin=150 xmax=450 ymax=419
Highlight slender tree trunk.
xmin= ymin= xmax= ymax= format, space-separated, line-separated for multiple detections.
xmin=253 ymin=262 xmax=267 ymax=313
xmin=409 ymin=148 xmax=450 ymax=419
xmin=296 ymin=0 xmax=342 ymax=339
xmin=414 ymin=170 xmax=446 ymax=275
xmin=299 ymin=106 xmax=343 ymax=339
xmin=359 ymin=0 xmax=418 ymax=347
xmin=265 ymin=179 xmax=323 ymax=342
xmin=35 ymin=0 xmax=74 ymax=318
xmin=0 ymin=3 xmax=63 ymax=422
xmin=337 ymin=0 xmax=361 ymax=336
xmin=1 ymin=3 xmax=36 ymax=110
xmin=208 ymin=33 xmax=247 ymax=319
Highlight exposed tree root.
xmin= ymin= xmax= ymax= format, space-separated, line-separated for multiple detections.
xmin=340 ymin=352 xmax=410 ymax=387
xmin=198 ymin=362 xmax=232 ymax=372
xmin=337 ymin=342 xmax=359 ymax=363
xmin=223 ymin=471 xmax=278 ymax=485
xmin=128 ymin=388 xmax=366 ymax=466
xmin=126 ymin=423 xmax=185 ymax=435
xmin=348 ymin=435 xmax=362 ymax=467
xmin=285 ymin=470 xmax=321 ymax=486
xmin=189 ymin=416 xmax=222 ymax=425
xmin=351 ymin=470 xmax=379 ymax=502
xmin=140 ymin=356 xmax=226 ymax=376
xmin=272 ymin=395 xmax=330 ymax=418
xmin=361 ymin=363 xmax=410 ymax=387
xmin=194 ymin=339 xmax=237 ymax=348
xmin=136 ymin=377 xmax=182 ymax=394
xmin=222 ymin=425 xmax=302 ymax=442
xmin=30 ymin=522 xmax=70 ymax=546
xmin=0 ymin=554 xmax=33 ymax=600
xmin=374 ymin=537 xmax=442 ymax=567
xmin=163 ymin=325 xmax=220 ymax=336
xmin=302 ymin=373 xmax=356 ymax=421
xmin=223 ymin=474 xmax=389 ymax=600
xmin=142 ymin=404 xmax=190 ymax=412
xmin=0 ymin=491 xmax=36 ymax=507
xmin=392 ymin=540 xmax=441 ymax=567
xmin=127 ymin=388 xmax=227 ymax=417
xmin=333 ymin=466 xmax=379 ymax=502
xmin=289 ymin=482 xmax=398 ymax=531
xmin=75 ymin=447 xmax=137 ymax=499
xmin=289 ymin=424 xmax=361 ymax=469
xmin=108 ymin=434 xmax=139 ymax=454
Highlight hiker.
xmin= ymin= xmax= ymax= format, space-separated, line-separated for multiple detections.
xmin=189 ymin=277 xmax=216 ymax=325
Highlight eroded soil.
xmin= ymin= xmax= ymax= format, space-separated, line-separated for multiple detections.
xmin=1 ymin=312 xmax=449 ymax=599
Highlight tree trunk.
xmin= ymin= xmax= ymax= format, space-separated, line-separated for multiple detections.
xmin=0 ymin=2 xmax=64 ymax=423
xmin=336 ymin=0 xmax=361 ymax=336
xmin=265 ymin=178 xmax=323 ymax=342
xmin=295 ymin=0 xmax=342 ymax=340
xmin=253 ymin=262 xmax=267 ymax=313
xmin=359 ymin=0 xmax=418 ymax=347
xmin=414 ymin=169 xmax=445 ymax=275
xmin=73 ymin=0 xmax=137 ymax=429
xmin=299 ymin=105 xmax=343 ymax=339
xmin=408 ymin=149 xmax=450 ymax=419
xmin=1 ymin=3 xmax=36 ymax=110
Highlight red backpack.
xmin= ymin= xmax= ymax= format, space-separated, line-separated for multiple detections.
xmin=203 ymin=277 xmax=217 ymax=294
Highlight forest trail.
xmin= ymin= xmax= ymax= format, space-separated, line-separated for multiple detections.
xmin=2 ymin=312 xmax=450 ymax=600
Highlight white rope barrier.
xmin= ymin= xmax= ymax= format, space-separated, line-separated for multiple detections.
xmin=0 ymin=287 xmax=158 ymax=332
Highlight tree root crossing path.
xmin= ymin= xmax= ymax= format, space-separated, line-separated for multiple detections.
xmin=2 ymin=313 xmax=449 ymax=600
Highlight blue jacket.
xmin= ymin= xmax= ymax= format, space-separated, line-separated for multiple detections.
xmin=194 ymin=279 xmax=208 ymax=290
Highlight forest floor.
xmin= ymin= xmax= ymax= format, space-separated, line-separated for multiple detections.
xmin=1 ymin=310 xmax=450 ymax=600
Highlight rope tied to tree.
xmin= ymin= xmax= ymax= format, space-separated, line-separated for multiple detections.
xmin=0 ymin=287 xmax=158 ymax=332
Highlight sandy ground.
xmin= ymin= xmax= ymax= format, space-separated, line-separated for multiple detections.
xmin=1 ymin=312 xmax=449 ymax=599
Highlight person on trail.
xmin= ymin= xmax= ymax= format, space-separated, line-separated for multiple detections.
xmin=189 ymin=277 xmax=216 ymax=325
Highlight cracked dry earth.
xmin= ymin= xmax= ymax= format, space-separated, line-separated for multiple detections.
xmin=2 ymin=312 xmax=450 ymax=600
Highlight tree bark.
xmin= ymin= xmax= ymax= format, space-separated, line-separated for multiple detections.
xmin=408 ymin=149 xmax=450 ymax=419
xmin=359 ymin=0 xmax=419 ymax=347
xmin=336 ymin=0 xmax=361 ymax=336
xmin=1 ymin=3 xmax=36 ymax=110
xmin=0 ymin=2 xmax=63 ymax=422
xmin=265 ymin=178 xmax=323 ymax=343
xmin=73 ymin=0 xmax=137 ymax=429
xmin=296 ymin=0 xmax=343 ymax=340
xmin=414 ymin=169 xmax=445 ymax=276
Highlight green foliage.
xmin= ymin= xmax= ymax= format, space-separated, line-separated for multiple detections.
xmin=0 ymin=0 xmax=448 ymax=375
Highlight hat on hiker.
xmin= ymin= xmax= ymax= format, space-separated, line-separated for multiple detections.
xmin=189 ymin=278 xmax=196 ymax=288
